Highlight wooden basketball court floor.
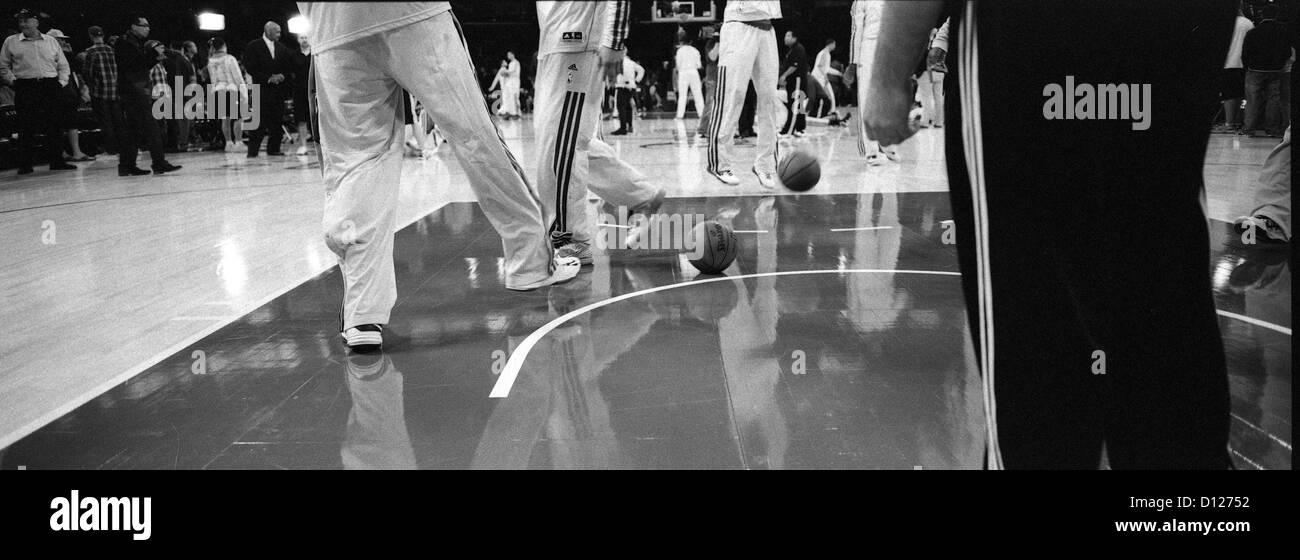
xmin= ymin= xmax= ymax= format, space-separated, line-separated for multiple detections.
xmin=0 ymin=115 xmax=1289 ymax=469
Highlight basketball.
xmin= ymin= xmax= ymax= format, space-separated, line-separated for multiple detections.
xmin=778 ymin=150 xmax=821 ymax=192
xmin=688 ymin=221 xmax=738 ymax=275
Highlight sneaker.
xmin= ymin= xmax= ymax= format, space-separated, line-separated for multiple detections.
xmin=152 ymin=163 xmax=182 ymax=174
xmin=1233 ymin=215 xmax=1289 ymax=243
xmin=505 ymin=255 xmax=582 ymax=291
xmin=865 ymin=152 xmax=887 ymax=166
xmin=50 ymin=162 xmax=76 ymax=171
xmin=17 ymin=166 xmax=33 ymax=175
xmin=341 ymin=324 xmax=384 ymax=352
xmin=118 ymin=167 xmax=151 ymax=176
xmin=883 ymin=148 xmax=900 ymax=162
xmin=710 ymin=168 xmax=740 ymax=185
xmin=752 ymin=166 xmax=776 ymax=189
xmin=611 ymin=128 xmax=629 ymax=136
xmin=296 ymin=145 xmax=308 ymax=155
xmin=556 ymin=240 xmax=593 ymax=265
xmin=225 ymin=142 xmax=238 ymax=152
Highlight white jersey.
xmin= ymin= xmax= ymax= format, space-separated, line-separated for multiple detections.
xmin=675 ymin=44 xmax=701 ymax=72
xmin=296 ymin=2 xmax=451 ymax=53
xmin=723 ymin=0 xmax=782 ymax=22
xmin=849 ymin=0 xmax=884 ymax=65
xmin=813 ymin=46 xmax=832 ymax=77
xmin=536 ymin=0 xmax=630 ymax=57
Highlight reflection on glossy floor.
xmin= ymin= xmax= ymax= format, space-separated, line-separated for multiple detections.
xmin=0 ymin=114 xmax=1290 ymax=469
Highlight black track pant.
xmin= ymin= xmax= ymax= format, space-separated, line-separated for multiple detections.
xmin=944 ymin=0 xmax=1234 ymax=469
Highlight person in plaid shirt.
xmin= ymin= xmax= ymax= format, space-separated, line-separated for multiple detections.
xmin=84 ymin=25 xmax=123 ymax=156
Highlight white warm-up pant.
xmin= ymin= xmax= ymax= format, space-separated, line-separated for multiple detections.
xmin=535 ymin=50 xmax=660 ymax=246
xmin=500 ymin=79 xmax=521 ymax=116
xmin=315 ymin=12 xmax=553 ymax=330
xmin=707 ymin=20 xmax=780 ymax=176
xmin=855 ymin=63 xmax=897 ymax=159
xmin=675 ymin=69 xmax=704 ymax=118
xmin=916 ymin=69 xmax=944 ymax=127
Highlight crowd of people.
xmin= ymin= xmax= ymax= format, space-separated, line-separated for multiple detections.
xmin=1215 ymin=3 xmax=1293 ymax=137
xmin=1 ymin=8 xmax=319 ymax=177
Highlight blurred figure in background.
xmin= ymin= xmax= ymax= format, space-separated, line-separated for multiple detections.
xmin=84 ymin=25 xmax=122 ymax=156
xmin=206 ymin=36 xmax=246 ymax=152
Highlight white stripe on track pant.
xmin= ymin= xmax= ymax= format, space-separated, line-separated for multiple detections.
xmin=534 ymin=50 xmax=661 ymax=246
xmin=315 ymin=11 xmax=554 ymax=331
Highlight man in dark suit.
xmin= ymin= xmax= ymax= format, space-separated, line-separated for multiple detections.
xmin=243 ymin=21 xmax=292 ymax=157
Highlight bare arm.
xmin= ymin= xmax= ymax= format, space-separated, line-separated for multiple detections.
xmin=862 ymin=0 xmax=944 ymax=146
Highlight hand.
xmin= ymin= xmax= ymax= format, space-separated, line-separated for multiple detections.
xmin=598 ymin=46 xmax=624 ymax=82
xmin=862 ymin=78 xmax=920 ymax=147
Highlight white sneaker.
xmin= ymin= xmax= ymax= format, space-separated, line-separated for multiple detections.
xmin=296 ymin=145 xmax=308 ymax=156
xmin=225 ymin=142 xmax=237 ymax=152
xmin=556 ymin=241 xmax=593 ymax=265
xmin=752 ymin=167 xmax=776 ymax=189
xmin=340 ymin=324 xmax=384 ymax=351
xmin=505 ymin=256 xmax=582 ymax=291
xmin=710 ymin=169 xmax=740 ymax=185
xmin=884 ymin=148 xmax=900 ymax=162
xmin=866 ymin=153 xmax=886 ymax=166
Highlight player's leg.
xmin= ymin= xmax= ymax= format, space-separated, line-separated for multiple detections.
xmin=386 ymin=12 xmax=567 ymax=289
xmin=588 ymin=137 xmax=664 ymax=211
xmin=707 ymin=21 xmax=756 ymax=182
xmin=314 ymin=35 xmax=404 ymax=338
xmin=687 ymin=71 xmax=704 ymax=118
xmin=531 ymin=49 xmax=601 ymax=255
xmin=751 ymin=27 xmax=781 ymax=178
xmin=681 ymin=71 xmax=691 ymax=118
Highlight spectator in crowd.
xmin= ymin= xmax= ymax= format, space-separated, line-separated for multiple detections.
xmin=778 ymin=29 xmax=809 ymax=136
xmin=242 ymin=21 xmax=293 ymax=157
xmin=1241 ymin=4 xmax=1291 ymax=138
xmin=206 ymin=37 xmax=246 ymax=152
xmin=50 ymin=29 xmax=95 ymax=161
xmin=84 ymin=25 xmax=122 ymax=156
xmin=0 ymin=8 xmax=75 ymax=175
xmin=1214 ymin=3 xmax=1254 ymax=134
xmin=674 ymin=38 xmax=703 ymax=119
xmin=613 ymin=53 xmax=644 ymax=135
xmin=116 ymin=13 xmax=180 ymax=175
xmin=164 ymin=40 xmax=197 ymax=152
xmin=145 ymin=39 xmax=169 ymax=148
xmin=290 ymin=33 xmax=313 ymax=155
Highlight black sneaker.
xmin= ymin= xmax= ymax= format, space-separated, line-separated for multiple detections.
xmin=341 ymin=324 xmax=384 ymax=352
xmin=50 ymin=162 xmax=76 ymax=171
xmin=119 ymin=167 xmax=151 ymax=176
xmin=17 ymin=166 xmax=33 ymax=175
xmin=152 ymin=163 xmax=182 ymax=174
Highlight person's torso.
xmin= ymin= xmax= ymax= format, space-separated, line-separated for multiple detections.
xmin=785 ymin=43 xmax=808 ymax=74
xmin=4 ymin=33 xmax=62 ymax=77
xmin=537 ymin=0 xmax=610 ymax=56
xmin=724 ymin=0 xmax=782 ymax=22
xmin=296 ymin=2 xmax=451 ymax=53
xmin=207 ymin=54 xmax=241 ymax=86
xmin=676 ymin=45 xmax=700 ymax=70
xmin=1244 ymin=21 xmax=1292 ymax=71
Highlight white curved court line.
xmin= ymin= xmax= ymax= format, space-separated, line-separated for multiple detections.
xmin=489 ymin=269 xmax=963 ymax=398
xmin=1215 ymin=310 xmax=1292 ymax=336
xmin=489 ymin=269 xmax=1295 ymax=398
